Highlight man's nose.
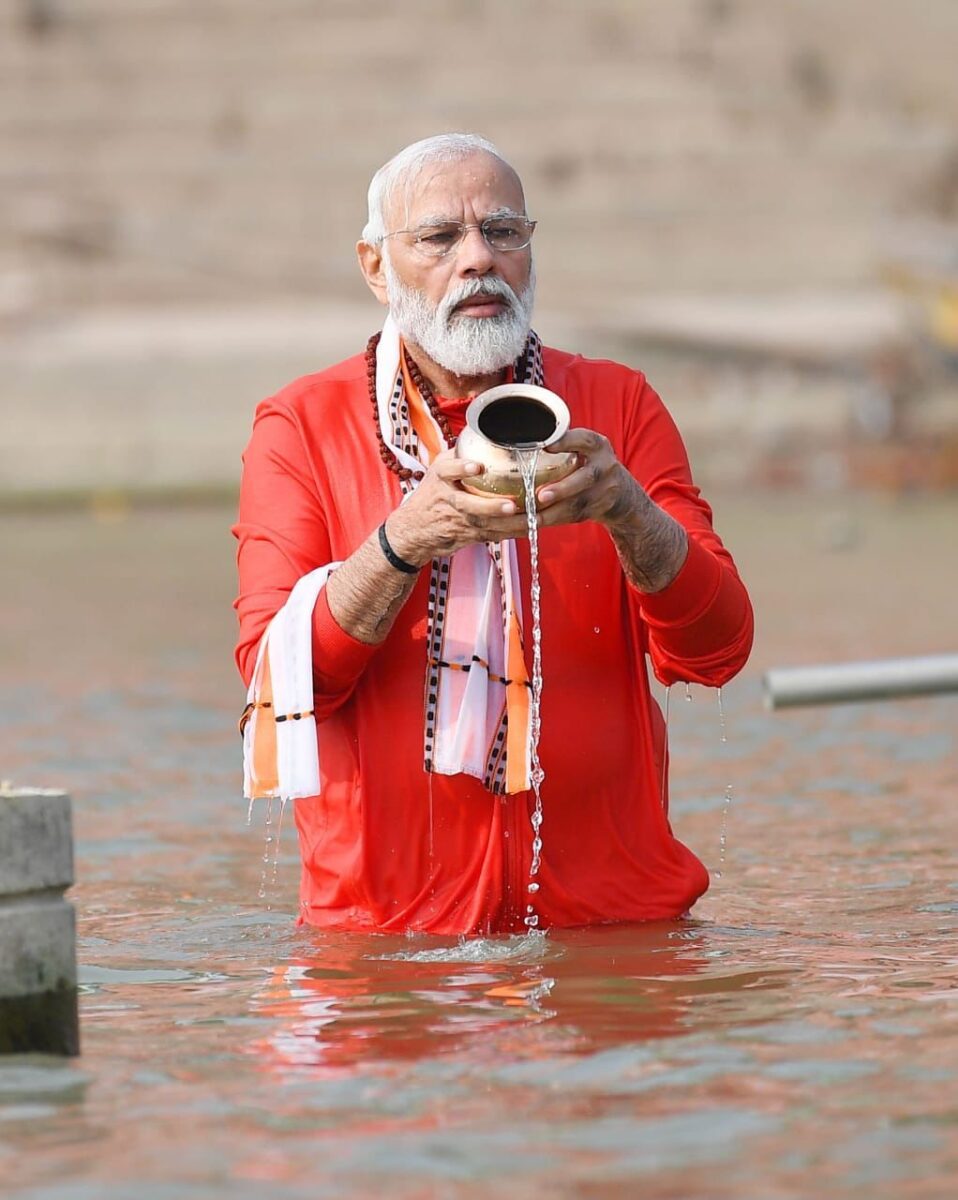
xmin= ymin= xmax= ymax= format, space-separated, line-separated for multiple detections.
xmin=455 ymin=225 xmax=496 ymax=275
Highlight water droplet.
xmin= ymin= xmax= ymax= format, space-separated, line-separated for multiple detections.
xmin=258 ymin=797 xmax=275 ymax=905
xmin=593 ymin=626 xmax=600 ymax=634
xmin=685 ymin=683 xmax=692 ymax=702
xmin=660 ymin=685 xmax=672 ymax=810
xmin=270 ymin=797 xmax=287 ymax=891
xmin=427 ymin=770 xmax=435 ymax=868
xmin=527 ymin=882 xmax=540 ymax=893
xmin=717 ymin=783 xmax=734 ymax=875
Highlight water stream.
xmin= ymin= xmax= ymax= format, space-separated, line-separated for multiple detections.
xmin=715 ymin=688 xmax=733 ymax=878
xmin=517 ymin=448 xmax=545 ymax=929
xmin=257 ymin=795 xmax=274 ymax=902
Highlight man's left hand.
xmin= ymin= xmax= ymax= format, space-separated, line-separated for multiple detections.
xmin=533 ymin=429 xmax=636 ymax=529
xmin=529 ymin=428 xmax=689 ymax=593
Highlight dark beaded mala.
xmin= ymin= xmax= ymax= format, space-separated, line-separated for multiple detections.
xmin=365 ymin=332 xmax=455 ymax=482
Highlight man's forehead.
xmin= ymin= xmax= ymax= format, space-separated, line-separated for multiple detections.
xmin=389 ymin=153 xmax=525 ymax=224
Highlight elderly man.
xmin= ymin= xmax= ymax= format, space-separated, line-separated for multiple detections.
xmin=234 ymin=133 xmax=752 ymax=935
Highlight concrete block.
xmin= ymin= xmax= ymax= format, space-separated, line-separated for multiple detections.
xmin=0 ymin=786 xmax=79 ymax=1056
xmin=0 ymin=900 xmax=76 ymax=997
xmin=0 ymin=787 xmax=73 ymax=897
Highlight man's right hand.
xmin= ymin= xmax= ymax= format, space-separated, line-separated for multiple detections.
xmin=384 ymin=448 xmax=534 ymax=566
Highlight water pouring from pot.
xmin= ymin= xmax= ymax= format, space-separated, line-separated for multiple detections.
xmin=456 ymin=383 xmax=578 ymax=511
xmin=455 ymin=382 xmax=577 ymax=927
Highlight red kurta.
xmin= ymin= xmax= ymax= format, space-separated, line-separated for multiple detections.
xmin=234 ymin=345 xmax=753 ymax=934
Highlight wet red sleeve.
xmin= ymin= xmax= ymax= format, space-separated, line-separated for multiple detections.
xmin=621 ymin=375 xmax=753 ymax=686
xmin=232 ymin=396 xmax=379 ymax=717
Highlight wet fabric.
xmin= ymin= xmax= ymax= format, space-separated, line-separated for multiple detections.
xmin=376 ymin=315 xmax=542 ymax=794
xmin=241 ymin=564 xmax=335 ymax=802
xmin=239 ymin=314 xmax=543 ymax=802
xmin=233 ymin=345 xmax=754 ymax=934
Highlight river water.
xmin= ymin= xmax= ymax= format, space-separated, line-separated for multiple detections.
xmin=1 ymin=497 xmax=956 ymax=1198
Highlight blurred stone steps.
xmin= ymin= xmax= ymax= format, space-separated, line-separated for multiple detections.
xmin=1 ymin=0 xmax=957 ymax=315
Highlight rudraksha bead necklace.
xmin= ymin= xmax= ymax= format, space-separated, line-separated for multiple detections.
xmin=365 ymin=332 xmax=455 ymax=482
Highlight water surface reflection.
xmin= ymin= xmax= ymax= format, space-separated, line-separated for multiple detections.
xmin=2 ymin=506 xmax=957 ymax=1198
xmin=248 ymin=923 xmax=797 ymax=1075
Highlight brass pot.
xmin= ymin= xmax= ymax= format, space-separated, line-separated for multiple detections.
xmin=456 ymin=383 xmax=577 ymax=511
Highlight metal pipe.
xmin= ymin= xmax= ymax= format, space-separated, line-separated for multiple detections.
xmin=764 ymin=653 xmax=958 ymax=710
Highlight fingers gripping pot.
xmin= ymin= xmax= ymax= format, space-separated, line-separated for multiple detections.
xmin=455 ymin=384 xmax=577 ymax=511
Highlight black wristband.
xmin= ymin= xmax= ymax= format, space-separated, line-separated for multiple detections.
xmin=377 ymin=521 xmax=420 ymax=575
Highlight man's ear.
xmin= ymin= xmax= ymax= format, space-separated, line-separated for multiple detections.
xmin=357 ymin=241 xmax=389 ymax=307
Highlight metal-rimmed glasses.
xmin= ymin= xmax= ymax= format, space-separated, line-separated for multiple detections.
xmin=381 ymin=216 xmax=537 ymax=258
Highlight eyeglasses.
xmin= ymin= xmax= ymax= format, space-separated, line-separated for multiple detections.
xmin=382 ymin=216 xmax=537 ymax=258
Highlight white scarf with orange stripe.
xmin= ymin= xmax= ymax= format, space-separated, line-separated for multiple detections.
xmin=243 ymin=314 xmax=541 ymax=802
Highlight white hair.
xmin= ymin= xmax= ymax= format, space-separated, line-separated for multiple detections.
xmin=361 ymin=133 xmax=513 ymax=246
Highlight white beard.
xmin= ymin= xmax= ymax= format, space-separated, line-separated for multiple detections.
xmin=383 ymin=257 xmax=536 ymax=378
